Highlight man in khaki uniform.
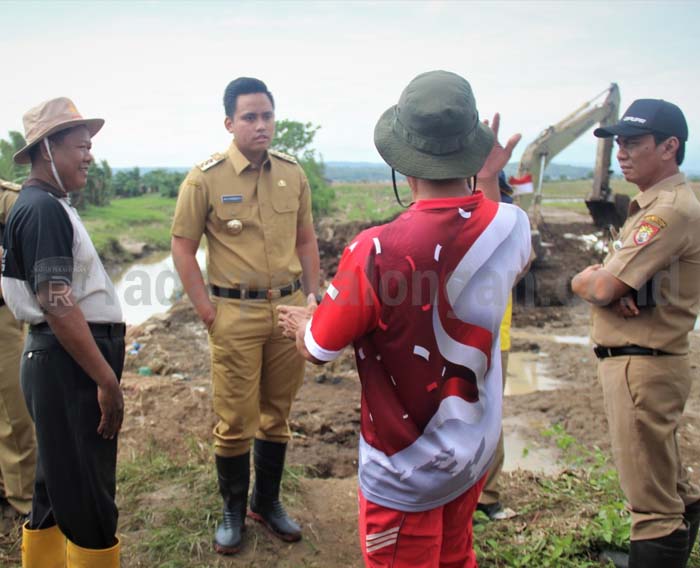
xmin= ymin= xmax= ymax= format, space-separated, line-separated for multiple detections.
xmin=572 ymin=99 xmax=700 ymax=567
xmin=0 ymin=179 xmax=36 ymax=529
xmin=171 ymin=77 xmax=320 ymax=555
xmin=477 ymin=295 xmax=512 ymax=520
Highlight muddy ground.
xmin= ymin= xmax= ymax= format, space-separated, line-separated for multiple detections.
xmin=4 ymin=207 xmax=696 ymax=567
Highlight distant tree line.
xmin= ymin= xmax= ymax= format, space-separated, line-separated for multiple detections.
xmin=272 ymin=119 xmax=334 ymax=218
xmin=0 ymin=131 xmax=29 ymax=184
xmin=0 ymin=131 xmax=184 ymax=209
xmin=1 ymin=130 xmax=115 ymax=210
xmin=112 ymin=167 xmax=184 ymax=198
xmin=2 ymin=119 xmax=334 ymax=216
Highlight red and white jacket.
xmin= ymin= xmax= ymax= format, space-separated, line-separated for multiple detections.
xmin=305 ymin=193 xmax=531 ymax=511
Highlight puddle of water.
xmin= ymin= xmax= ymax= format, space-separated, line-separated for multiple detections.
xmin=511 ymin=330 xmax=591 ymax=347
xmin=554 ymin=335 xmax=590 ymax=346
xmin=504 ymin=352 xmax=559 ymax=396
xmin=502 ymin=417 xmax=561 ymax=474
xmin=113 ymin=249 xmax=206 ymax=326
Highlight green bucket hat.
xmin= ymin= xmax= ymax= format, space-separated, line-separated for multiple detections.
xmin=374 ymin=70 xmax=494 ymax=180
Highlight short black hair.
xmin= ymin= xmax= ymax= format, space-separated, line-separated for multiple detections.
xmin=223 ymin=77 xmax=274 ymax=117
xmin=653 ymin=132 xmax=685 ymax=165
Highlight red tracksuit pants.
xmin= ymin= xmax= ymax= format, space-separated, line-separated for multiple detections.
xmin=359 ymin=477 xmax=485 ymax=568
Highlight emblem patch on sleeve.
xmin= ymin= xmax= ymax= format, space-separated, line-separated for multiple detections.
xmin=633 ymin=222 xmax=660 ymax=246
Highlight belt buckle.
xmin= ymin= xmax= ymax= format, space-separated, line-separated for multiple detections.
xmin=267 ymin=288 xmax=281 ymax=300
xmin=595 ymin=346 xmax=612 ymax=358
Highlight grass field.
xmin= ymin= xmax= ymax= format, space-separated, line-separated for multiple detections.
xmin=330 ymin=178 xmax=641 ymax=221
xmin=80 ymin=194 xmax=177 ymax=258
xmin=77 ymin=177 xmax=683 ymax=263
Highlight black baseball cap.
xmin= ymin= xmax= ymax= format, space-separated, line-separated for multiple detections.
xmin=594 ymin=99 xmax=688 ymax=141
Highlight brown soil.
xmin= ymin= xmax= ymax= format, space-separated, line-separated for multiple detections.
xmin=3 ymin=207 xmax=698 ymax=567
xmin=115 ymin=206 xmax=699 ymax=567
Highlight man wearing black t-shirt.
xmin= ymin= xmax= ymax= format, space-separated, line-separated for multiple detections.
xmin=1 ymin=98 xmax=124 ymax=567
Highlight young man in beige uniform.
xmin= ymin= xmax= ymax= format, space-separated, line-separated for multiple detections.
xmin=0 ymin=179 xmax=36 ymax=530
xmin=171 ymin=77 xmax=320 ymax=555
xmin=572 ymin=99 xmax=700 ymax=567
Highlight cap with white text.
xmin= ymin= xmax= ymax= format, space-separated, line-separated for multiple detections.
xmin=594 ymin=99 xmax=687 ymax=141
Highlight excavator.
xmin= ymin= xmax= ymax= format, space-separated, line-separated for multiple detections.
xmin=510 ymin=83 xmax=629 ymax=235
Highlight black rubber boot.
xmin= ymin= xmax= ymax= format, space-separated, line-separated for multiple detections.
xmin=248 ymin=439 xmax=301 ymax=542
xmin=684 ymin=500 xmax=700 ymax=567
xmin=213 ymin=453 xmax=250 ymax=555
xmin=629 ymin=527 xmax=689 ymax=568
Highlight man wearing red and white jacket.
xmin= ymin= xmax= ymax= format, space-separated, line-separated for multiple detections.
xmin=278 ymin=70 xmax=530 ymax=568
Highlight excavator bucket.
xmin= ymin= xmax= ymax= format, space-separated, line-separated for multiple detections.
xmin=585 ymin=193 xmax=629 ymax=229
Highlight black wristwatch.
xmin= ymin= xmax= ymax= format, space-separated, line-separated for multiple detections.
xmin=314 ymin=293 xmax=323 ymax=304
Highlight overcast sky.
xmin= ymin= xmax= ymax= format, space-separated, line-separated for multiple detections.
xmin=3 ymin=0 xmax=700 ymax=171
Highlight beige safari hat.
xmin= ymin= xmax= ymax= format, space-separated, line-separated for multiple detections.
xmin=13 ymin=97 xmax=104 ymax=165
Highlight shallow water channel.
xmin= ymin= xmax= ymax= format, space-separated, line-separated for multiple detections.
xmin=111 ymin=249 xmax=206 ymax=326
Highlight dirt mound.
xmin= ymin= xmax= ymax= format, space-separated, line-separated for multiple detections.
xmin=125 ymin=299 xmax=209 ymax=378
xmin=316 ymin=218 xmax=382 ymax=280
xmin=109 ymin=209 xmax=699 ymax=567
xmin=517 ymin=220 xmax=604 ymax=310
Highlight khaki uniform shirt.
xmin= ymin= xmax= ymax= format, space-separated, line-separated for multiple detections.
xmin=171 ymin=142 xmax=313 ymax=289
xmin=592 ymin=173 xmax=700 ymax=354
xmin=0 ymin=180 xmax=21 ymax=303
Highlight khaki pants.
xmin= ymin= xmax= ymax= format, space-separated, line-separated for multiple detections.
xmin=0 ymin=306 xmax=36 ymax=514
xmin=479 ymin=351 xmax=508 ymax=506
xmin=208 ymin=290 xmax=306 ymax=457
xmin=599 ymin=355 xmax=700 ymax=540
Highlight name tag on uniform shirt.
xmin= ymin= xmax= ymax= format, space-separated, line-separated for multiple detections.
xmin=221 ymin=195 xmax=243 ymax=204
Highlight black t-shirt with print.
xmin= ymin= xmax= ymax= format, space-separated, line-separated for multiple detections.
xmin=2 ymin=184 xmax=74 ymax=292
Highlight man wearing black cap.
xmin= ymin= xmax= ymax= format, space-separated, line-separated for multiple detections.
xmin=572 ymin=99 xmax=700 ymax=567
xmin=278 ymin=70 xmax=530 ymax=567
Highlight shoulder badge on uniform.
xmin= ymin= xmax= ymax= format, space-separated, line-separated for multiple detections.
xmin=268 ymin=149 xmax=297 ymax=164
xmin=641 ymin=214 xmax=667 ymax=229
xmin=633 ymin=222 xmax=660 ymax=246
xmin=0 ymin=179 xmax=21 ymax=192
xmin=197 ymin=153 xmax=225 ymax=172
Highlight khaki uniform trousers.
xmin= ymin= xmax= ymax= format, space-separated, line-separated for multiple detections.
xmin=479 ymin=351 xmax=509 ymax=505
xmin=0 ymin=305 xmax=36 ymax=514
xmin=208 ymin=290 xmax=306 ymax=457
xmin=480 ymin=294 xmax=512 ymax=506
xmin=599 ymin=354 xmax=700 ymax=540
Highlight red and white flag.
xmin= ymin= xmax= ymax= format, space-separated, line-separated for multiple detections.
xmin=508 ymin=173 xmax=534 ymax=195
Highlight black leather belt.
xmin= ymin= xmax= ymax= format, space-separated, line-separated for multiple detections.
xmin=594 ymin=345 xmax=672 ymax=359
xmin=30 ymin=321 xmax=126 ymax=338
xmin=211 ymin=279 xmax=301 ymax=300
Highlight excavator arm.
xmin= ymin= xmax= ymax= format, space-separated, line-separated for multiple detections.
xmin=514 ymin=83 xmax=623 ymax=228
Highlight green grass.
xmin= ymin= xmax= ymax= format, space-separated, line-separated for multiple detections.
xmin=328 ymin=179 xmax=641 ymax=222
xmin=80 ymin=194 xmax=177 ymax=257
xmin=474 ymin=424 xmax=631 ymax=567
xmin=538 ymin=178 xmax=700 ymax=214
xmin=540 ymin=178 xmax=638 ymax=199
xmin=117 ymin=438 xmax=306 ymax=567
xmin=331 ymin=183 xmax=407 ymax=222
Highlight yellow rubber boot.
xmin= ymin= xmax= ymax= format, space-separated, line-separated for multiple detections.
xmin=66 ymin=537 xmax=120 ymax=568
xmin=21 ymin=521 xmax=67 ymax=568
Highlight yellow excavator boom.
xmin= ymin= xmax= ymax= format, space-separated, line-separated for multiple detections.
xmin=514 ymin=83 xmax=621 ymax=227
